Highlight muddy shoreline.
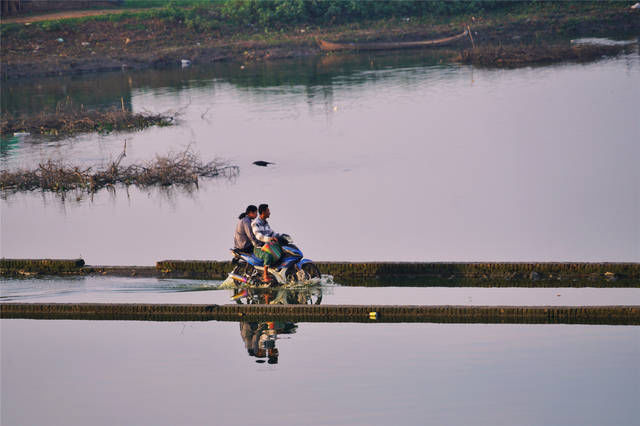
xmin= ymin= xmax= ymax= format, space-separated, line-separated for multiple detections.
xmin=2 ymin=4 xmax=639 ymax=80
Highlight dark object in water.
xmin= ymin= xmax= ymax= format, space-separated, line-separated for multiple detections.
xmin=317 ymin=30 xmax=469 ymax=51
xmin=253 ymin=161 xmax=275 ymax=167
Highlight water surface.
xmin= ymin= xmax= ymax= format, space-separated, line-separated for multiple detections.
xmin=2 ymin=276 xmax=639 ymax=306
xmin=2 ymin=319 xmax=638 ymax=426
xmin=2 ymin=50 xmax=639 ymax=264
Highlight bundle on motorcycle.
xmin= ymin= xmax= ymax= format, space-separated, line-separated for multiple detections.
xmin=228 ymin=234 xmax=320 ymax=287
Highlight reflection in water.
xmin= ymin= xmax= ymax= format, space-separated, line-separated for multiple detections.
xmin=0 ymin=135 xmax=21 ymax=159
xmin=0 ymin=50 xmax=452 ymax=119
xmin=232 ymin=286 xmax=323 ymax=364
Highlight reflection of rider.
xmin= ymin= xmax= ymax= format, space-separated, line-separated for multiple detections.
xmin=240 ymin=321 xmax=290 ymax=364
xmin=235 ymin=287 xmax=322 ymax=365
xmin=234 ymin=205 xmax=259 ymax=253
xmin=251 ymin=203 xmax=282 ymax=282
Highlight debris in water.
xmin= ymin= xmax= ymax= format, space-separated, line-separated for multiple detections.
xmin=0 ymin=148 xmax=238 ymax=195
xmin=459 ymin=43 xmax=631 ymax=66
xmin=253 ymin=161 xmax=275 ymax=167
xmin=1 ymin=97 xmax=173 ymax=136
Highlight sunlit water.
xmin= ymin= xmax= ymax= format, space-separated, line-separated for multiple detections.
xmin=2 ymin=49 xmax=639 ymax=265
xmin=2 ymin=276 xmax=640 ymax=305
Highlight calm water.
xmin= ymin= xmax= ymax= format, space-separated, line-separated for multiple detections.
xmin=2 ymin=276 xmax=640 ymax=306
xmin=2 ymin=319 xmax=639 ymax=426
xmin=2 ymin=48 xmax=639 ymax=265
xmin=2 ymin=43 xmax=640 ymax=426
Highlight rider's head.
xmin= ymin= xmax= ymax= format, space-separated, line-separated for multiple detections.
xmin=258 ymin=203 xmax=270 ymax=219
xmin=245 ymin=204 xmax=258 ymax=219
xmin=239 ymin=204 xmax=258 ymax=220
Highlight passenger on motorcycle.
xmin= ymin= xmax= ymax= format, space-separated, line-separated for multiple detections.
xmin=251 ymin=203 xmax=282 ymax=282
xmin=234 ymin=205 xmax=259 ymax=253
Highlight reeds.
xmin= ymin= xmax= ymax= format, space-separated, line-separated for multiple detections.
xmin=1 ymin=97 xmax=173 ymax=136
xmin=0 ymin=148 xmax=239 ymax=194
xmin=458 ymin=43 xmax=629 ymax=67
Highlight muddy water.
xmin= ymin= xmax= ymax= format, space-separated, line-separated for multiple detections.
xmin=1 ymin=48 xmax=639 ymax=265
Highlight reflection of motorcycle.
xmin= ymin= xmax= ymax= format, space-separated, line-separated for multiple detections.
xmin=231 ymin=286 xmax=323 ymax=306
xmin=235 ymin=287 xmax=322 ymax=364
xmin=229 ymin=234 xmax=321 ymax=286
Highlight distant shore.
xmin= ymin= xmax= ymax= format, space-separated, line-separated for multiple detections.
xmin=1 ymin=2 xmax=638 ymax=80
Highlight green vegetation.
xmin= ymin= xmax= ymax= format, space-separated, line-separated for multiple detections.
xmin=1 ymin=1 xmax=634 ymax=78
xmin=1 ymin=1 xmax=611 ymax=34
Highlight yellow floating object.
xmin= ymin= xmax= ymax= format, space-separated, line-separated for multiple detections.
xmin=369 ymin=312 xmax=377 ymax=320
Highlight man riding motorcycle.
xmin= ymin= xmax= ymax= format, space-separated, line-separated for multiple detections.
xmin=251 ymin=203 xmax=282 ymax=283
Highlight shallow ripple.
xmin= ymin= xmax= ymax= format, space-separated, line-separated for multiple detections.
xmin=2 ymin=276 xmax=639 ymax=306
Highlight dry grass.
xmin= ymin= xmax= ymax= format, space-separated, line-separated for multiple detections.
xmin=1 ymin=97 xmax=173 ymax=136
xmin=458 ymin=43 xmax=630 ymax=67
xmin=0 ymin=148 xmax=238 ymax=195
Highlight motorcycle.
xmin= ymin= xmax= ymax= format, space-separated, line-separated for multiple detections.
xmin=228 ymin=234 xmax=321 ymax=286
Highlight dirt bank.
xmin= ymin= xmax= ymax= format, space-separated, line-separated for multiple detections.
xmin=1 ymin=3 xmax=639 ymax=79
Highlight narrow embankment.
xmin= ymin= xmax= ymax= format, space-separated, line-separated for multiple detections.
xmin=2 ymin=258 xmax=639 ymax=287
xmin=1 ymin=303 xmax=638 ymax=325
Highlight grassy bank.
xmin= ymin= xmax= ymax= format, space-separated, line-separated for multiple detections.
xmin=1 ymin=1 xmax=638 ymax=79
